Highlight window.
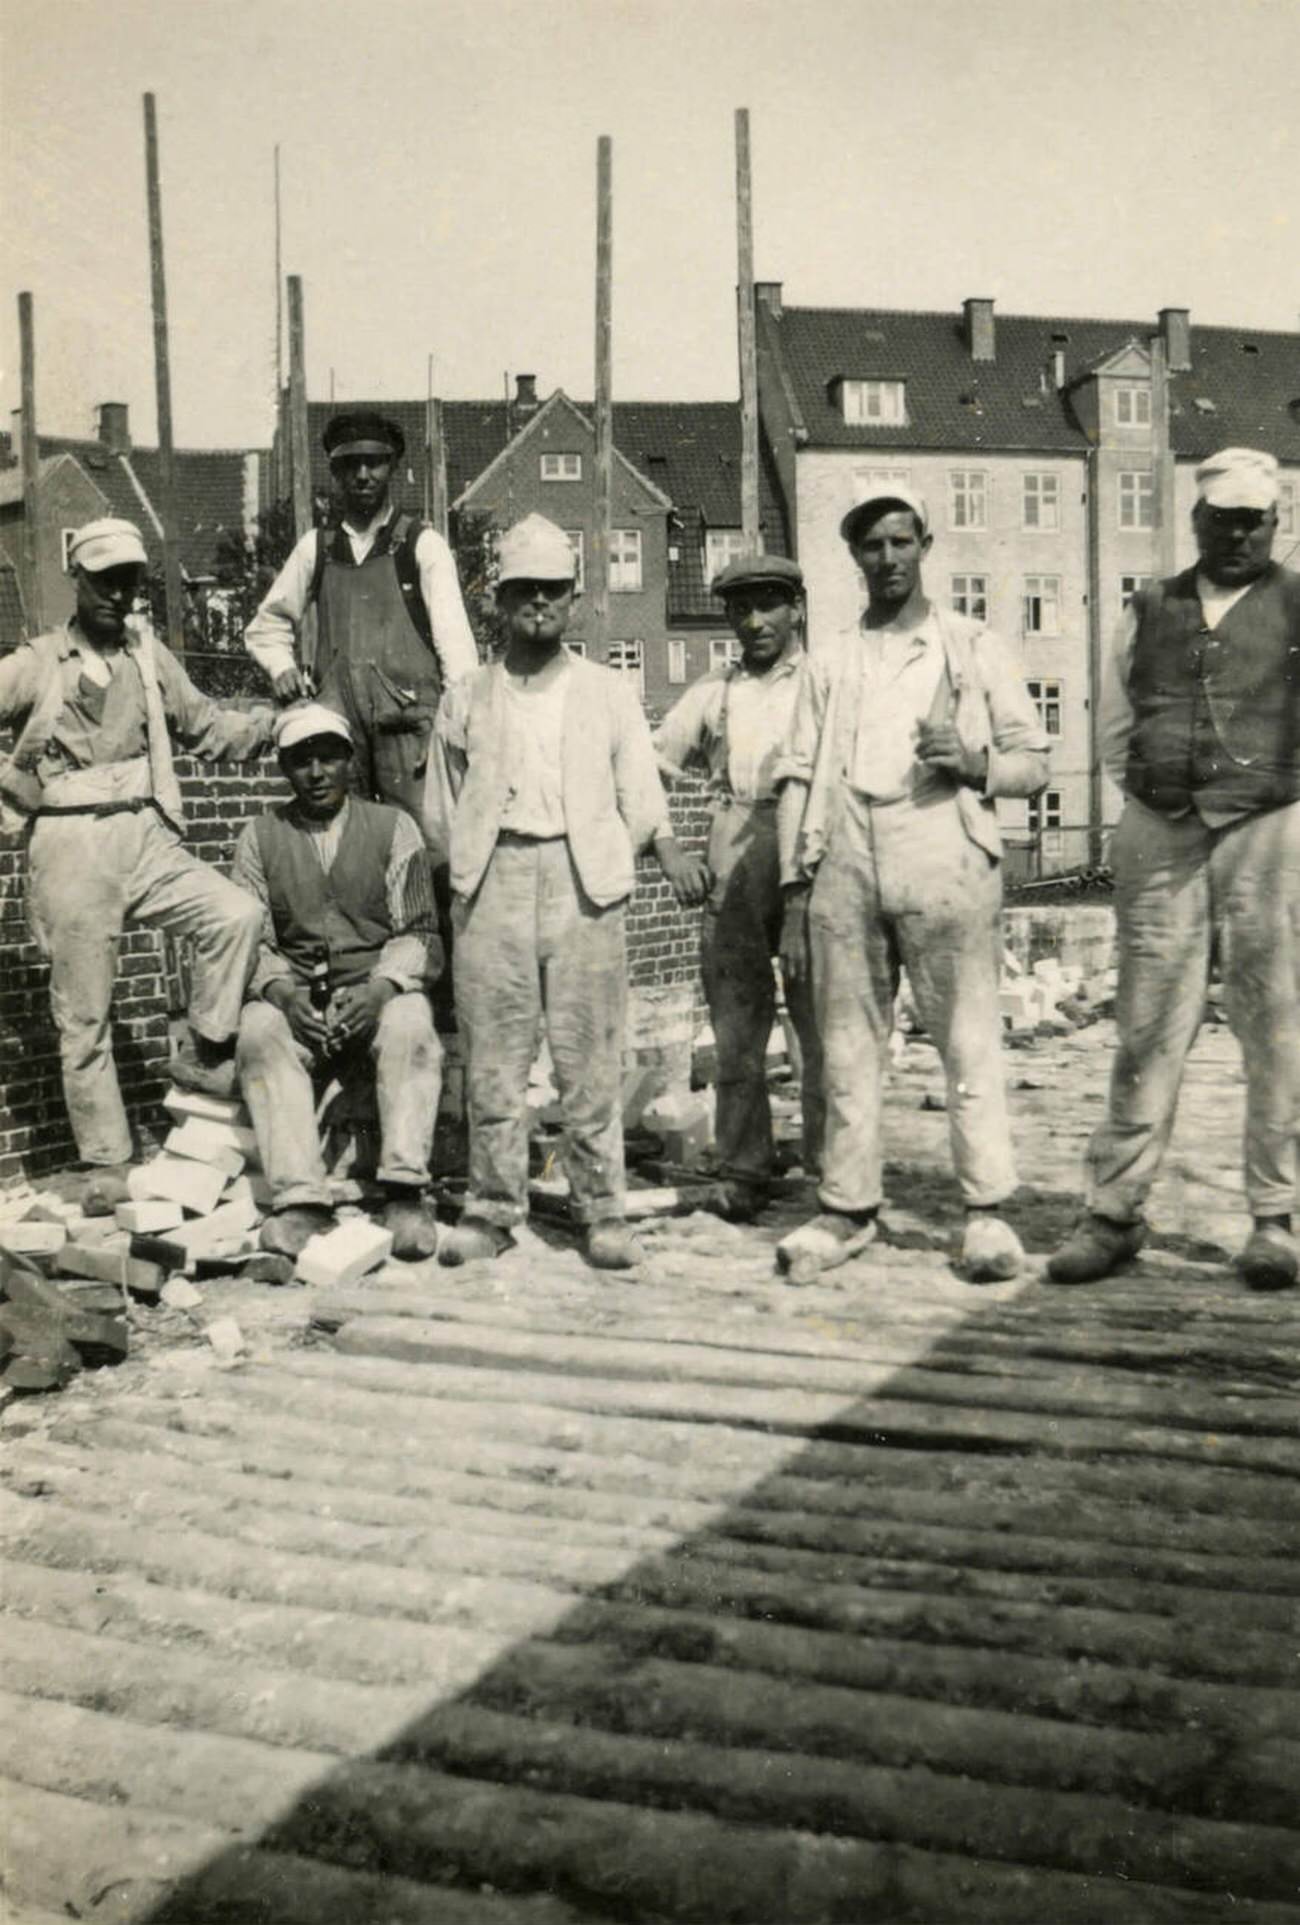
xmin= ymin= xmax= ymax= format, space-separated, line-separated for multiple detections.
xmin=1022 ymin=472 xmax=1060 ymax=531
xmin=1026 ymin=677 xmax=1063 ymax=736
xmin=1022 ymin=575 xmax=1061 ymax=635
xmin=1278 ymin=480 xmax=1297 ymax=537
xmin=540 ymin=452 xmax=582 ymax=481
xmin=1118 ymin=470 xmax=1155 ymax=529
xmin=1114 ymin=385 xmax=1152 ymax=426
xmin=667 ymin=638 xmax=687 ymax=685
xmin=564 ymin=530 xmax=585 ymax=591
xmin=709 ymin=637 xmax=743 ymax=671
xmin=606 ymin=638 xmax=644 ymax=694
xmin=852 ymin=465 xmax=911 ymax=500
xmin=1120 ymin=573 xmax=1155 ymax=605
xmin=564 ymin=640 xmax=587 ymax=658
xmin=841 ymin=379 xmax=906 ymax=426
xmin=609 ymin=529 xmax=642 ymax=592
xmin=60 ymin=528 xmax=78 ymax=572
xmin=1027 ymin=788 xmax=1063 ymax=856
xmin=704 ymin=528 xmax=748 ymax=581
xmin=949 ymin=470 xmax=987 ymax=531
xmin=951 ymin=574 xmax=988 ymax=622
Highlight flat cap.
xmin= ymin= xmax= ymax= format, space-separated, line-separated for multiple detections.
xmin=67 ymin=517 xmax=148 ymax=573
xmin=712 ymin=551 xmax=804 ymax=598
xmin=1196 ymin=447 xmax=1279 ymax=511
xmin=496 ymin=513 xmax=577 ymax=585
xmin=322 ymin=410 xmax=405 ymax=461
xmin=840 ymin=484 xmax=930 ymax=545
xmin=275 ymin=702 xmax=354 ymax=754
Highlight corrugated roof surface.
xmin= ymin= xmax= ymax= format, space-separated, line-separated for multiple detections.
xmin=767 ymin=305 xmax=1300 ymax=458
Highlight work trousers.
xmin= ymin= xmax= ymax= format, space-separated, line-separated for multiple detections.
xmin=27 ymin=805 xmax=261 ymax=1168
xmin=701 ymin=798 xmax=824 ymax=1183
xmin=1088 ymin=796 xmax=1300 ymax=1223
xmin=454 ymin=834 xmax=626 ymax=1227
xmin=808 ymin=786 xmax=1016 ymax=1212
xmin=236 ymin=991 xmax=441 ymax=1209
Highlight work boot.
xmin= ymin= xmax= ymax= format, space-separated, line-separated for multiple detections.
xmin=171 ymin=1032 xmax=238 ymax=1100
xmin=380 ymin=1189 xmax=439 ymax=1262
xmin=439 ymin=1217 xmax=513 ymax=1267
xmin=1046 ymin=1213 xmax=1144 ymax=1284
xmin=259 ymin=1203 xmax=337 ymax=1258
xmin=961 ymin=1211 xmax=1025 ymax=1283
xmin=1237 ymin=1218 xmax=1298 ymax=1293
xmin=703 ymin=1178 xmax=770 ymax=1224
xmin=80 ymin=1162 xmax=133 ymax=1217
xmin=584 ymin=1221 xmax=645 ymax=1270
xmin=776 ymin=1208 xmax=878 ymax=1284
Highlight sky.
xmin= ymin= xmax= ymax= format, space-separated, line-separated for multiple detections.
xmin=2 ymin=0 xmax=1297 ymax=451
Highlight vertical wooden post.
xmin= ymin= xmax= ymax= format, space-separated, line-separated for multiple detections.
xmin=143 ymin=92 xmax=185 ymax=650
xmin=430 ymin=403 xmax=449 ymax=540
xmin=287 ymin=273 xmax=316 ymax=681
xmin=735 ymin=107 xmax=761 ymax=551
xmin=273 ymin=144 xmax=283 ymax=499
xmin=1150 ymin=332 xmax=1177 ymax=580
xmin=591 ymin=135 xmax=613 ymax=655
xmin=17 ymin=292 xmax=44 ymax=636
xmin=1085 ymin=446 xmax=1105 ymax=866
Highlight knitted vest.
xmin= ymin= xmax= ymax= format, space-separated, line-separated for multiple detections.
xmin=255 ymin=798 xmax=397 ymax=989
xmin=1125 ymin=565 xmax=1300 ymax=817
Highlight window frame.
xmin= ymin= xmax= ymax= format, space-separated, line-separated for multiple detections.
xmin=1025 ymin=676 xmax=1063 ymax=737
xmin=606 ymin=637 xmax=645 ymax=694
xmin=1114 ymin=385 xmax=1152 ymax=427
xmin=1120 ymin=573 xmax=1155 ymax=606
xmin=841 ymin=378 xmax=907 ymax=427
xmin=1028 ymin=787 xmax=1064 ymax=855
xmin=564 ymin=529 xmax=585 ymax=592
xmin=950 ymin=573 xmax=989 ymax=623
xmin=709 ymin=636 xmax=743 ymax=672
xmin=1022 ymin=471 xmax=1061 ymax=532
xmin=949 ymin=469 xmax=988 ymax=532
xmin=1118 ymin=469 xmax=1155 ymax=530
xmin=609 ymin=528 xmax=642 ymax=593
xmin=60 ymin=528 xmax=78 ymax=572
xmin=667 ymin=637 xmax=687 ymax=685
xmin=703 ymin=528 xmax=748 ymax=582
xmin=539 ymin=451 xmax=582 ymax=482
xmin=1278 ymin=480 xmax=1297 ymax=538
xmin=1022 ymin=574 xmax=1061 ymax=637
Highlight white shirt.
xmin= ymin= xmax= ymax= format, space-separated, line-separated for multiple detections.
xmin=850 ymin=604 xmax=947 ymax=800
xmin=653 ymin=645 xmax=806 ymax=804
xmin=499 ymin=652 xmax=569 ymax=836
xmin=244 ymin=506 xmax=479 ymax=689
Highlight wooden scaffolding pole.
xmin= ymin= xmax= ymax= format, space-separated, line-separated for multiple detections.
xmin=286 ymin=273 xmax=317 ymax=681
xmin=735 ymin=107 xmax=761 ymax=551
xmin=591 ymin=135 xmax=613 ymax=654
xmin=143 ymin=92 xmax=186 ymax=650
xmin=17 ymin=292 xmax=44 ymax=637
xmin=273 ymin=144 xmax=284 ymax=499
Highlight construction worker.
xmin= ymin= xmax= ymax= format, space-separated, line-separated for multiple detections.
xmin=231 ymin=703 xmax=442 ymax=1260
xmin=774 ymin=486 xmax=1051 ymax=1282
xmin=1049 ymin=447 xmax=1300 ymax=1292
xmin=424 ymin=513 xmax=709 ymax=1270
xmin=653 ymin=552 xmax=823 ymax=1218
xmin=0 ymin=517 xmax=275 ymax=1210
xmin=243 ymin=409 xmax=479 ymax=817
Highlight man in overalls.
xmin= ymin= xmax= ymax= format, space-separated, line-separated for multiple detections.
xmin=654 ymin=553 xmax=823 ymax=1219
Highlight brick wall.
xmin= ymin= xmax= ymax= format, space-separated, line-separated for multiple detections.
xmin=0 ymin=760 xmax=711 ymax=1190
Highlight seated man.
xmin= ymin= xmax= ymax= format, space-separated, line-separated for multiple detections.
xmin=232 ymin=703 xmax=443 ymax=1260
xmin=0 ymin=516 xmax=275 ymax=1212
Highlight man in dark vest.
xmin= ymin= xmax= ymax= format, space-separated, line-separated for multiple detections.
xmin=1050 ymin=447 xmax=1300 ymax=1291
xmin=244 ymin=410 xmax=479 ymax=817
xmin=231 ymin=703 xmax=443 ymax=1260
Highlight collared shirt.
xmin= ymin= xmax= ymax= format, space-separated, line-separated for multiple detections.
xmin=849 ymin=605 xmax=948 ymax=801
xmin=231 ymin=796 xmax=435 ymax=1000
xmin=243 ymin=506 xmax=479 ymax=690
xmin=499 ymin=651 xmax=569 ymax=836
xmin=653 ymin=644 xmax=806 ymax=804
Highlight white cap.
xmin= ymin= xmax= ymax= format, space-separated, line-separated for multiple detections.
xmin=67 ymin=517 xmax=148 ymax=573
xmin=496 ymin=513 xmax=577 ymax=585
xmin=274 ymin=702 xmax=353 ymax=754
xmin=840 ymin=485 xmax=931 ymax=545
xmin=1196 ymin=447 xmax=1279 ymax=511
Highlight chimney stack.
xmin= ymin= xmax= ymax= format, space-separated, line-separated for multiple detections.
xmin=514 ymin=373 xmax=538 ymax=413
xmin=97 ymin=401 xmax=131 ymax=453
xmin=1158 ymin=307 xmax=1191 ymax=373
xmin=754 ymin=282 xmax=783 ymax=320
xmin=963 ymin=297 xmax=996 ymax=363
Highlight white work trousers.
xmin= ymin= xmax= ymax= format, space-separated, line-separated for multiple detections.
xmin=808 ymin=787 xmax=1016 ymax=1213
xmin=27 ymin=805 xmax=262 ymax=1167
xmin=1088 ymin=796 xmax=1300 ymax=1224
xmin=236 ymin=992 xmax=442 ymax=1209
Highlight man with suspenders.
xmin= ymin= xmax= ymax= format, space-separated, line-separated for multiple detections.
xmin=774 ymin=486 xmax=1051 ymax=1282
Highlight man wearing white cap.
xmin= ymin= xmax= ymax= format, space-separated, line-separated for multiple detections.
xmin=424 ymin=512 xmax=708 ymax=1270
xmin=0 ymin=517 xmax=275 ymax=1208
xmin=773 ymin=487 xmax=1051 ymax=1283
xmin=1050 ymin=447 xmax=1300 ymax=1291
xmin=231 ymin=702 xmax=443 ymax=1259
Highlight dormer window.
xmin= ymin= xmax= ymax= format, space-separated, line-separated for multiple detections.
xmin=840 ymin=378 xmax=907 ymax=427
xmin=1114 ymin=385 xmax=1151 ymax=427
xmin=540 ymin=452 xmax=582 ymax=481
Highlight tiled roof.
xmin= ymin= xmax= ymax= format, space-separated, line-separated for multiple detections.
xmin=764 ymin=305 xmax=1300 ymax=460
xmin=30 ymin=437 xmax=252 ymax=578
xmin=0 ymin=560 xmax=27 ymax=650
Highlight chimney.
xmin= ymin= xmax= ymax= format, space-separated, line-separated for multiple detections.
xmin=514 ymin=373 xmax=538 ymax=414
xmin=1159 ymin=307 xmax=1191 ymax=373
xmin=963 ymin=297 xmax=996 ymax=363
xmin=97 ymin=401 xmax=131 ymax=453
xmin=755 ymin=282 xmax=783 ymax=320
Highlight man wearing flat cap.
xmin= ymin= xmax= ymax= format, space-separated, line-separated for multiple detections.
xmin=231 ymin=702 xmax=443 ymax=1260
xmin=0 ymin=517 xmax=275 ymax=1208
xmin=653 ymin=551 xmax=823 ymax=1219
xmin=423 ymin=513 xmax=708 ymax=1271
xmin=773 ymin=487 xmax=1050 ymax=1283
xmin=1051 ymin=446 xmax=1300 ymax=1292
xmin=244 ymin=409 xmax=478 ymax=819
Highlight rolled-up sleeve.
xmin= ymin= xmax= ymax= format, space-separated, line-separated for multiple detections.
xmin=422 ymin=682 xmax=470 ymax=865
xmin=416 ymin=528 xmax=480 ymax=686
xmin=243 ymin=532 xmax=317 ymax=685
xmin=652 ymin=679 xmax=718 ymax=783
xmin=156 ymin=645 xmax=276 ymax=761
xmin=973 ymin=630 xmax=1052 ymax=800
xmin=613 ymin=679 xmax=672 ymax=848
xmin=230 ymin=821 xmax=293 ymax=1002
xmin=1100 ymin=605 xmax=1139 ymax=792
xmin=374 ymin=811 xmax=442 ymax=989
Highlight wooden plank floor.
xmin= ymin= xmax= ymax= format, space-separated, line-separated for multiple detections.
xmin=2 ymin=1022 xmax=1299 ymax=1922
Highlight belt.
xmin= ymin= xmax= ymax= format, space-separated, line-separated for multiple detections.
xmin=36 ymin=796 xmax=162 ymax=820
xmin=497 ymin=828 xmax=566 ymax=844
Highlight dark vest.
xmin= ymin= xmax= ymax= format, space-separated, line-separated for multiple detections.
xmin=1125 ymin=564 xmax=1300 ymax=817
xmin=255 ymin=798 xmax=398 ymax=990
